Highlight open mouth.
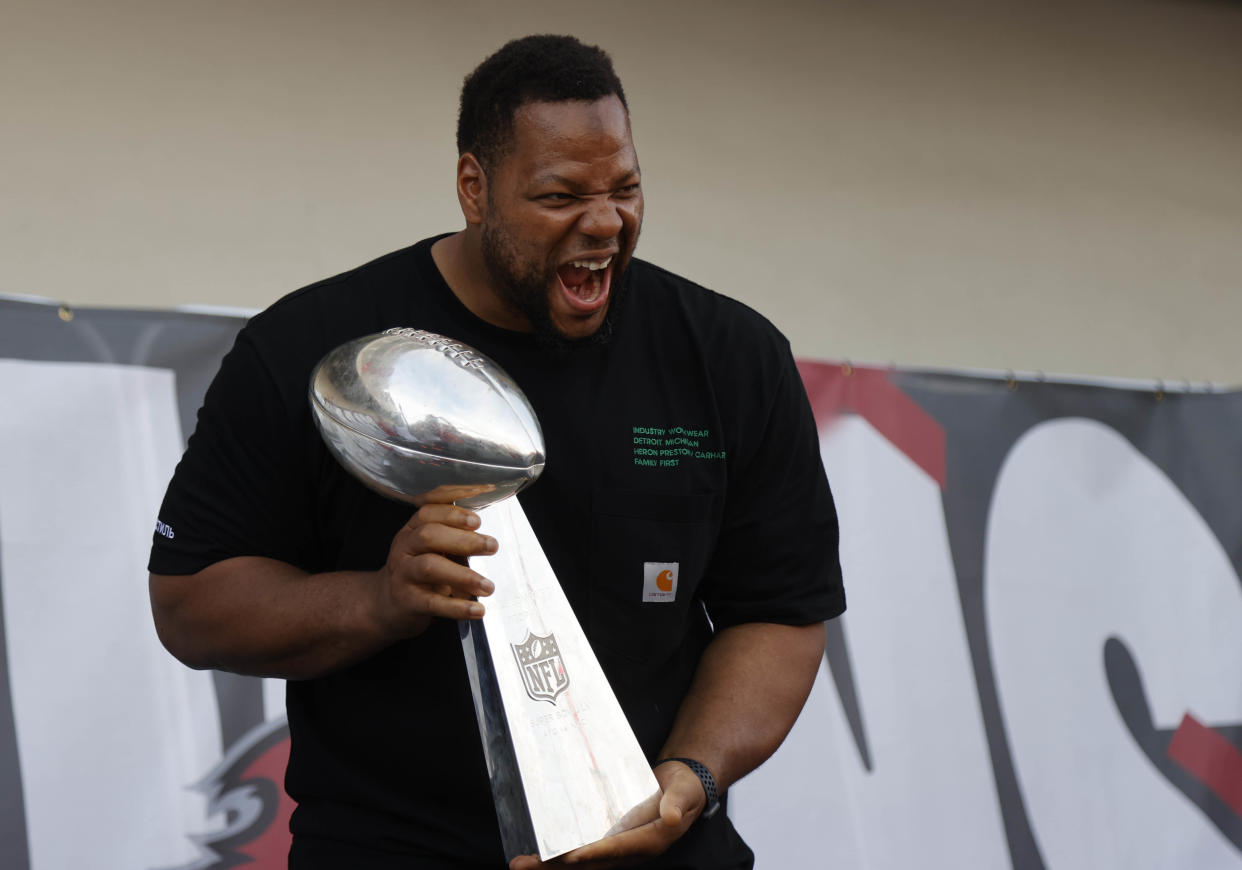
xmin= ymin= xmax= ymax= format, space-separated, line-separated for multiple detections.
xmin=556 ymin=255 xmax=613 ymax=312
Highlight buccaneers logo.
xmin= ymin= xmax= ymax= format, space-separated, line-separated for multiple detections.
xmin=162 ymin=717 xmax=295 ymax=870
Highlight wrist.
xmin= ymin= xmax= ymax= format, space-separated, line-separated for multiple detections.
xmin=656 ymin=757 xmax=721 ymax=819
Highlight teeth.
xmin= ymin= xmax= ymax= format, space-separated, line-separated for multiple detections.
xmin=570 ymin=257 xmax=612 ymax=271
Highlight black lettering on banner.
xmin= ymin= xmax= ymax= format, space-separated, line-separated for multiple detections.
xmin=820 ymin=371 xmax=1242 ymax=867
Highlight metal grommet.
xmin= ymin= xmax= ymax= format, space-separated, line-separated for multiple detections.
xmin=1154 ymin=379 xmax=1166 ymax=403
xmin=1005 ymin=371 xmax=1018 ymax=392
xmin=57 ymin=305 xmax=74 ymax=322
xmin=842 ymin=360 xmax=854 ymax=377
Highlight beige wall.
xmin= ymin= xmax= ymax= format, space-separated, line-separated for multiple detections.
xmin=3 ymin=0 xmax=1240 ymax=382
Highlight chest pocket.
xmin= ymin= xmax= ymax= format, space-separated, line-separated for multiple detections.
xmin=588 ymin=489 xmax=718 ymax=670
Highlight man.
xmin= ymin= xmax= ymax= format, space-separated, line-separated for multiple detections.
xmin=149 ymin=35 xmax=843 ymax=870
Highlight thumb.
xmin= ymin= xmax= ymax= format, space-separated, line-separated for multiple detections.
xmin=659 ymin=780 xmax=689 ymax=827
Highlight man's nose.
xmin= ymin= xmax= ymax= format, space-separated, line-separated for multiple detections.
xmin=579 ymin=196 xmax=624 ymax=238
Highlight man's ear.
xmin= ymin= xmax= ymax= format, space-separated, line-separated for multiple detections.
xmin=457 ymin=153 xmax=487 ymax=225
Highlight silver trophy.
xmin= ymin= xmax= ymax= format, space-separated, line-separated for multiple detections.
xmin=309 ymin=327 xmax=658 ymax=861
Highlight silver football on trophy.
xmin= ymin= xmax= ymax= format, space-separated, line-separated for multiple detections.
xmin=309 ymin=328 xmax=545 ymax=510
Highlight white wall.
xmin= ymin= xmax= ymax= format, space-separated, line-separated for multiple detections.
xmin=2 ymin=0 xmax=1240 ymax=383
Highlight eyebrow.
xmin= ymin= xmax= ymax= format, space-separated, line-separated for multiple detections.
xmin=530 ymin=169 xmax=641 ymax=190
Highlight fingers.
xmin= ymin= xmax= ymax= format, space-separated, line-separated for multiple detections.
xmin=375 ymin=505 xmax=500 ymax=635
xmin=403 ymin=562 xmax=487 ymax=620
xmin=507 ymin=825 xmax=661 ymax=868
xmin=397 ymin=504 xmax=498 ymax=560
xmin=408 ymin=502 xmax=482 ymax=530
xmin=383 ymin=550 xmax=493 ymax=626
xmin=504 ymin=771 xmax=699 ymax=869
xmin=391 ymin=550 xmax=494 ymax=599
xmin=551 ymin=786 xmax=694 ymax=867
xmin=554 ymin=819 xmax=675 ymax=867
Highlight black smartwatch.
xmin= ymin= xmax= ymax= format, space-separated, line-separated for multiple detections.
xmin=657 ymin=757 xmax=721 ymax=818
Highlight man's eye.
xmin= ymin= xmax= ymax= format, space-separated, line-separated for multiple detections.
xmin=540 ymin=193 xmax=575 ymax=202
xmin=615 ymin=184 xmax=641 ymax=197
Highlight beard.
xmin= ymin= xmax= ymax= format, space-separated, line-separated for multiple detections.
xmin=480 ymin=218 xmax=630 ymax=358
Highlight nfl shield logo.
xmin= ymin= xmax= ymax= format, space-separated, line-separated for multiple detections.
xmin=511 ymin=631 xmax=570 ymax=704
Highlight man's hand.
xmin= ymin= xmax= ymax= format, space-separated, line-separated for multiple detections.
xmin=507 ymin=761 xmax=706 ymax=869
xmin=371 ymin=503 xmax=498 ymax=641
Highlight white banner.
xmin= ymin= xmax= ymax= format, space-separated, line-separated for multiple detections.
xmin=1 ymin=300 xmax=1240 ymax=869
xmin=0 ymin=360 xmax=217 ymax=869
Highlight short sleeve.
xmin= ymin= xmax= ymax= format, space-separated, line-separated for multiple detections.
xmin=700 ymin=341 xmax=845 ymax=629
xmin=148 ymin=329 xmax=316 ymax=575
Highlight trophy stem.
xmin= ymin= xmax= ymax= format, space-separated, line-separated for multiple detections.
xmin=459 ymin=618 xmax=539 ymax=860
xmin=471 ymin=499 xmax=660 ymax=861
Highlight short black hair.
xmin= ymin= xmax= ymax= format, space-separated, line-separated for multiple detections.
xmin=457 ymin=35 xmax=628 ymax=171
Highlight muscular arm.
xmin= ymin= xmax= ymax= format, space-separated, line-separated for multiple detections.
xmin=658 ymin=620 xmax=826 ymax=793
xmin=149 ymin=504 xmax=498 ymax=680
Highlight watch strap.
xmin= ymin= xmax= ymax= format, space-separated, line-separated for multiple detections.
xmin=657 ymin=756 xmax=721 ymax=818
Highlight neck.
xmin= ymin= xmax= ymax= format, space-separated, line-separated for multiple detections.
xmin=431 ymin=230 xmax=530 ymax=332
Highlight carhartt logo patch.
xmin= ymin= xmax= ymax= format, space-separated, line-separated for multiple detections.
xmin=643 ymin=562 xmax=678 ymax=602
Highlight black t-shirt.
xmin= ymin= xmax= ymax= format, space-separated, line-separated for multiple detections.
xmin=150 ymin=236 xmax=845 ymax=869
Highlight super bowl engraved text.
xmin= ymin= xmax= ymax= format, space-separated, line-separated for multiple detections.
xmin=511 ymin=632 xmax=569 ymax=704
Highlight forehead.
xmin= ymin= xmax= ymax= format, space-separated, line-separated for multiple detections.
xmin=503 ymin=96 xmax=637 ymax=179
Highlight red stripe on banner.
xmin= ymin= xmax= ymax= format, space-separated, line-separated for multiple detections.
xmin=797 ymin=361 xmax=947 ymax=488
xmin=1167 ymin=712 xmax=1242 ymax=819
xmin=238 ymin=734 xmax=295 ymax=867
